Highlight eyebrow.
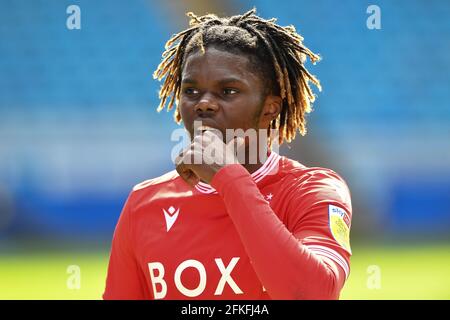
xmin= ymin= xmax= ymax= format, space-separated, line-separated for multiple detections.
xmin=181 ymin=77 xmax=246 ymax=85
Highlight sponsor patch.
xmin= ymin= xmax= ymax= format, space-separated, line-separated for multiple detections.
xmin=328 ymin=205 xmax=352 ymax=254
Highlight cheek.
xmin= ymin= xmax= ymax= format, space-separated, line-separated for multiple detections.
xmin=178 ymin=102 xmax=194 ymax=135
xmin=239 ymin=96 xmax=266 ymax=127
xmin=179 ymin=100 xmax=193 ymax=122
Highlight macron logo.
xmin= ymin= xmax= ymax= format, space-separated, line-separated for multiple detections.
xmin=163 ymin=206 xmax=180 ymax=232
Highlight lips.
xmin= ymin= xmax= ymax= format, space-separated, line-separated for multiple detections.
xmin=196 ymin=126 xmax=223 ymax=137
xmin=191 ymin=118 xmax=225 ymax=140
xmin=193 ymin=118 xmax=221 ymax=132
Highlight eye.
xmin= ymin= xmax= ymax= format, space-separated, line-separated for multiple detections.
xmin=223 ymin=88 xmax=239 ymax=95
xmin=183 ymin=88 xmax=199 ymax=95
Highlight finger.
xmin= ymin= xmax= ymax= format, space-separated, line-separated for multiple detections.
xmin=175 ymin=162 xmax=199 ymax=187
xmin=195 ymin=125 xmax=218 ymax=134
xmin=186 ymin=171 xmax=200 ymax=186
xmin=195 ymin=127 xmax=223 ymax=145
xmin=175 ymin=145 xmax=196 ymax=166
xmin=193 ymin=123 xmax=208 ymax=136
xmin=225 ymin=136 xmax=246 ymax=164
xmin=235 ymin=136 xmax=246 ymax=150
xmin=202 ymin=127 xmax=222 ymax=138
xmin=225 ymin=135 xmax=245 ymax=153
xmin=174 ymin=148 xmax=187 ymax=166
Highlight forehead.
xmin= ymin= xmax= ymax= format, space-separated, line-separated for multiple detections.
xmin=181 ymin=47 xmax=261 ymax=84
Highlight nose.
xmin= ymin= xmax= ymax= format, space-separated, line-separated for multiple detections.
xmin=195 ymin=93 xmax=219 ymax=115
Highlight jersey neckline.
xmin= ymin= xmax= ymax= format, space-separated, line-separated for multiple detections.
xmin=194 ymin=152 xmax=281 ymax=194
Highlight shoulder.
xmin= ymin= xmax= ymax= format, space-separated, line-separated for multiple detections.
xmin=125 ymin=170 xmax=182 ymax=208
xmin=279 ymin=155 xmax=348 ymax=186
xmin=278 ymin=156 xmax=352 ymax=208
xmin=132 ymin=169 xmax=180 ymax=192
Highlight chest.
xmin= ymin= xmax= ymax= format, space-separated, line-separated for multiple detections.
xmin=131 ymin=190 xmax=283 ymax=299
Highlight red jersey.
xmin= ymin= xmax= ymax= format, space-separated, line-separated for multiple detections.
xmin=103 ymin=152 xmax=352 ymax=300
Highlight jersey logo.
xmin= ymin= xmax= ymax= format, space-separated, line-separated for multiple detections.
xmin=328 ymin=205 xmax=352 ymax=254
xmin=163 ymin=206 xmax=180 ymax=232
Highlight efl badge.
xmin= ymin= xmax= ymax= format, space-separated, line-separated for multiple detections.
xmin=329 ymin=205 xmax=352 ymax=254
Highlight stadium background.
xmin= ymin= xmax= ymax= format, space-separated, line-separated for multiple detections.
xmin=0 ymin=0 xmax=449 ymax=299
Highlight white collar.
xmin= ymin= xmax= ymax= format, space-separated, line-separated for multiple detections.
xmin=194 ymin=152 xmax=281 ymax=194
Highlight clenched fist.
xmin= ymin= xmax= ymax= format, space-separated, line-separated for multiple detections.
xmin=175 ymin=128 xmax=246 ymax=187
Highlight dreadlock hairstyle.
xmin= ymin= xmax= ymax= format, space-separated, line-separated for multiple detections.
xmin=153 ymin=8 xmax=321 ymax=145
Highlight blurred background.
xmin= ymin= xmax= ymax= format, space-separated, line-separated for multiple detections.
xmin=0 ymin=0 xmax=449 ymax=299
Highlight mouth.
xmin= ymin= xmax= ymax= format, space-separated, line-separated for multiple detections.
xmin=191 ymin=119 xmax=225 ymax=140
xmin=193 ymin=118 xmax=220 ymax=132
xmin=197 ymin=125 xmax=217 ymax=133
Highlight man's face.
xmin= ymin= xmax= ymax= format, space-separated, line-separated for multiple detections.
xmin=179 ymin=46 xmax=268 ymax=142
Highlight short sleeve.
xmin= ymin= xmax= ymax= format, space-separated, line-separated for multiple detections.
xmin=285 ymin=169 xmax=353 ymax=280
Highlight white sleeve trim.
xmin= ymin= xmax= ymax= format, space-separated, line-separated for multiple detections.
xmin=305 ymin=244 xmax=350 ymax=280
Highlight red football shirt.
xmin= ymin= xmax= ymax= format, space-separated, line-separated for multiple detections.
xmin=103 ymin=152 xmax=352 ymax=300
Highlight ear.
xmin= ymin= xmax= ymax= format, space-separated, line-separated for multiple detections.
xmin=259 ymin=95 xmax=282 ymax=128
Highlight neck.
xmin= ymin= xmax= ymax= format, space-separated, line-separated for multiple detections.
xmin=240 ymin=145 xmax=271 ymax=175
xmin=243 ymin=162 xmax=264 ymax=175
xmin=198 ymin=146 xmax=272 ymax=185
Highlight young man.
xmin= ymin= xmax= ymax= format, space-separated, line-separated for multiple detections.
xmin=103 ymin=9 xmax=352 ymax=300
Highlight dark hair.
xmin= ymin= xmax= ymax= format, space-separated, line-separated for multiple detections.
xmin=153 ymin=8 xmax=321 ymax=144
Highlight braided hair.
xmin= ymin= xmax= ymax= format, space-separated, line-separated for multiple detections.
xmin=153 ymin=8 xmax=321 ymax=145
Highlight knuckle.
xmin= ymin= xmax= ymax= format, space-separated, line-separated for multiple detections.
xmin=193 ymin=135 xmax=203 ymax=143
